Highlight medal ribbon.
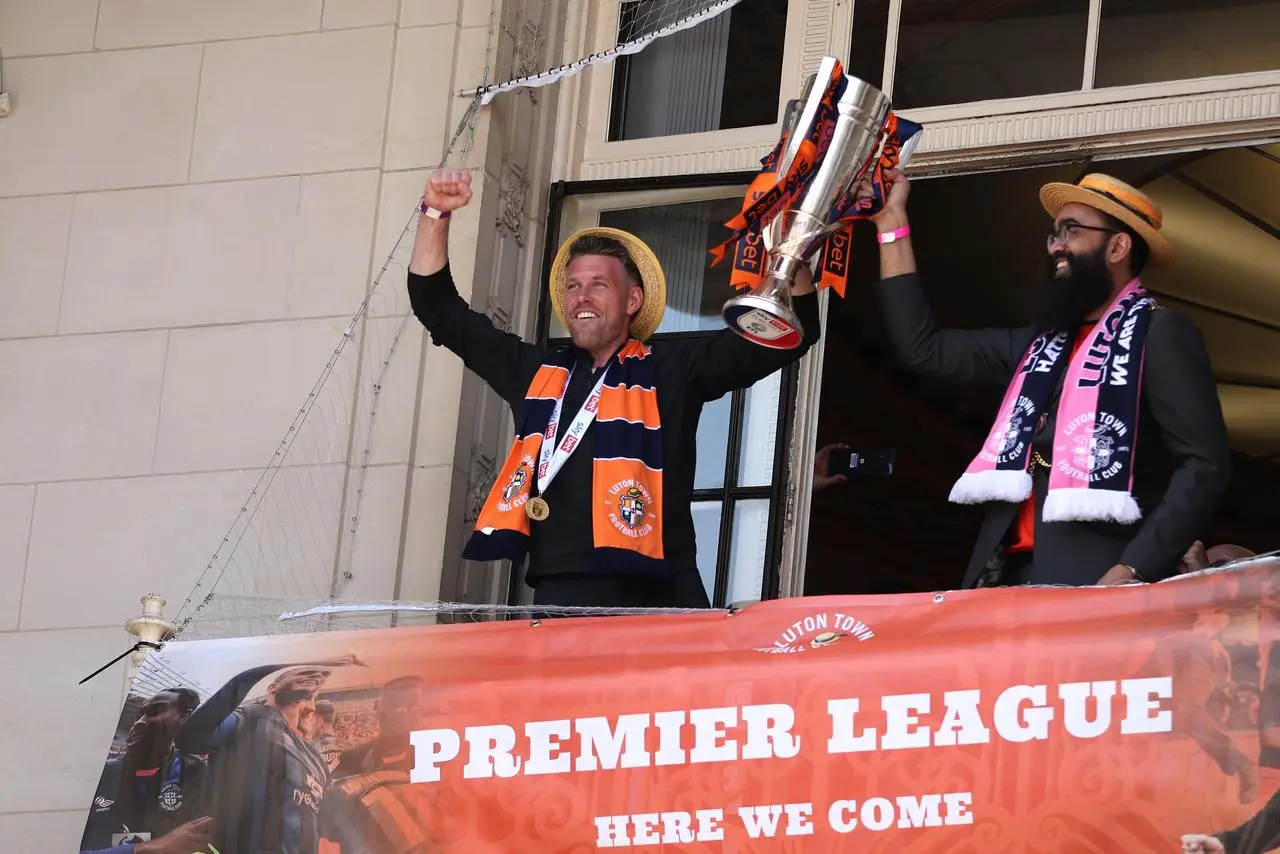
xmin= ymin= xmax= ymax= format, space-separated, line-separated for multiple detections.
xmin=536 ymin=367 xmax=610 ymax=495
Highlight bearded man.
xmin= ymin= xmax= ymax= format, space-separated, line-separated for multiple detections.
xmin=174 ymin=657 xmax=362 ymax=854
xmin=870 ymin=170 xmax=1230 ymax=587
xmin=407 ymin=168 xmax=821 ymax=608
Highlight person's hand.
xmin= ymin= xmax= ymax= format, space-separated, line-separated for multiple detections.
xmin=423 ymin=168 xmax=473 ymax=213
xmin=813 ymin=443 xmax=850 ymax=492
xmin=871 ymin=168 xmax=910 ymax=228
xmin=1180 ymin=834 xmax=1225 ymax=853
xmin=1097 ymin=564 xmax=1142 ymax=585
xmin=792 ymin=261 xmax=815 ymax=296
xmin=1180 ymin=540 xmax=1210 ymax=574
xmin=1238 ymin=763 xmax=1259 ymax=804
xmin=135 ymin=816 xmax=214 ymax=854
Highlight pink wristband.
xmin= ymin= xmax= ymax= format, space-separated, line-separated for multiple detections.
xmin=877 ymin=224 xmax=911 ymax=244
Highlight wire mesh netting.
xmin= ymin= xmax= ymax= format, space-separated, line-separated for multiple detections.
xmin=157 ymin=0 xmax=749 ymax=647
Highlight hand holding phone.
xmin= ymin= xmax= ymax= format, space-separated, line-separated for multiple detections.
xmin=813 ymin=443 xmax=851 ymax=492
xmin=816 ymin=444 xmax=895 ymax=491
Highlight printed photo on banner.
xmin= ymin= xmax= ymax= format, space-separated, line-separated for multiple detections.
xmin=80 ymin=557 xmax=1280 ymax=853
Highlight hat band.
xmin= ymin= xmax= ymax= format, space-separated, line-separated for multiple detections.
xmin=1079 ymin=183 xmax=1161 ymax=230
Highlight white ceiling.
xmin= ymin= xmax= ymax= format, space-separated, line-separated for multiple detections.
xmin=1141 ymin=144 xmax=1280 ymax=457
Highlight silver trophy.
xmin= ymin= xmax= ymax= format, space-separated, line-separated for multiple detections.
xmin=722 ymin=56 xmax=894 ymax=349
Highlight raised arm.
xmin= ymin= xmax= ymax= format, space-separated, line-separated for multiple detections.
xmin=408 ymin=168 xmax=547 ymax=406
xmin=871 ymin=169 xmax=1027 ymax=386
xmin=173 ymin=662 xmax=290 ymax=753
xmin=1118 ymin=309 xmax=1232 ymax=580
xmin=691 ymin=265 xmax=822 ymax=401
xmin=175 ymin=655 xmax=362 ymax=753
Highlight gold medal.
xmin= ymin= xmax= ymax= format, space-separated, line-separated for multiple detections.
xmin=527 ymin=496 xmax=550 ymax=521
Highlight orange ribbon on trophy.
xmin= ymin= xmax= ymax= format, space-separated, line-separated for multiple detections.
xmin=707 ymin=59 xmax=845 ymax=287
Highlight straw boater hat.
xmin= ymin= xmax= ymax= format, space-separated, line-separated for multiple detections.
xmin=1039 ymin=173 xmax=1173 ymax=268
xmin=549 ymin=226 xmax=667 ymax=342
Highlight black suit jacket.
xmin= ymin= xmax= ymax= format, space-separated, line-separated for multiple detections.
xmin=873 ymin=272 xmax=1232 ymax=587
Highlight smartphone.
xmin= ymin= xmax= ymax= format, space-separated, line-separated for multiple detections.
xmin=827 ymin=446 xmax=895 ymax=477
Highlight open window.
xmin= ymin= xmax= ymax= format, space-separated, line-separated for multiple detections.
xmin=511 ymin=183 xmax=805 ymax=607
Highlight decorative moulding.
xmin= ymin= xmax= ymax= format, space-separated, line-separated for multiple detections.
xmin=576 ymin=81 xmax=1280 ymax=182
xmin=909 ymin=83 xmax=1280 ymax=173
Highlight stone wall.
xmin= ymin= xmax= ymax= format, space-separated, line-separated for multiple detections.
xmin=0 ymin=0 xmax=548 ymax=845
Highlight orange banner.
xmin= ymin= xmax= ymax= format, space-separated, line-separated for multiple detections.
xmin=83 ymin=559 xmax=1280 ymax=853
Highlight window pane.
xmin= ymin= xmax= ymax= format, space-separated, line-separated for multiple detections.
xmin=737 ymin=369 xmax=782 ymax=487
xmin=848 ymin=0 xmax=890 ymax=90
xmin=692 ymin=500 xmax=723 ymax=602
xmin=608 ymin=0 xmax=787 ymax=141
xmin=695 ymin=391 xmax=732 ymax=490
xmin=891 ymin=1 xmax=1089 ymax=109
xmin=1095 ymin=0 xmax=1280 ymax=88
xmin=580 ymin=196 xmax=744 ymax=335
xmin=725 ymin=498 xmax=771 ymax=605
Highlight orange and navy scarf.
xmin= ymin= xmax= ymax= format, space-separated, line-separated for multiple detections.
xmin=463 ymin=340 xmax=665 ymax=572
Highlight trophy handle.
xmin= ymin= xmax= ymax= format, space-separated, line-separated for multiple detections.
xmin=775 ymin=55 xmax=840 ymax=179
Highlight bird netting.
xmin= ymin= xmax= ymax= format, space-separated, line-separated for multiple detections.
xmin=164 ymin=0 xmax=746 ymax=646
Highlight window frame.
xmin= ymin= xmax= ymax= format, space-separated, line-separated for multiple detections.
xmin=550 ymin=0 xmax=1280 ymax=184
xmin=879 ymin=0 xmax=1280 ymax=118
xmin=505 ymin=176 xmax=804 ymax=608
xmin=576 ymin=0 xmax=807 ymax=163
xmin=553 ymin=0 xmax=854 ymax=182
xmin=528 ymin=0 xmax=1280 ymax=604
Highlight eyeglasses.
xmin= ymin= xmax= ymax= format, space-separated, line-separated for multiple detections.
xmin=1047 ymin=221 xmax=1117 ymax=250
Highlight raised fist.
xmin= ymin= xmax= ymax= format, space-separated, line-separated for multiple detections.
xmin=424 ymin=167 xmax=473 ymax=213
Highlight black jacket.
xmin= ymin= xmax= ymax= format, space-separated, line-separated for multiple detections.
xmin=407 ymin=265 xmax=821 ymax=583
xmin=874 ymin=272 xmax=1231 ymax=586
xmin=81 ymin=751 xmax=207 ymax=853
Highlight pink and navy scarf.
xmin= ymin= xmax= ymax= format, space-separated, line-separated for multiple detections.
xmin=949 ymin=279 xmax=1156 ymax=523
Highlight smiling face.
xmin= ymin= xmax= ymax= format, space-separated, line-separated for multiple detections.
xmin=1031 ymin=202 xmax=1129 ymax=331
xmin=268 ymin=666 xmax=332 ymax=707
xmin=563 ymin=253 xmax=643 ymax=361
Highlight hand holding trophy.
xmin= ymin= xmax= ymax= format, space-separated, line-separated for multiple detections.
xmin=713 ymin=56 xmax=923 ymax=348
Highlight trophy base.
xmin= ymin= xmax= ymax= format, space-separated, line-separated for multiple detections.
xmin=722 ymin=295 xmax=804 ymax=350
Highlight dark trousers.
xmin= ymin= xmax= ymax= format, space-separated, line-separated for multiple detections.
xmin=530 ymin=569 xmax=711 ymax=609
xmin=1001 ymin=551 xmax=1034 ymax=586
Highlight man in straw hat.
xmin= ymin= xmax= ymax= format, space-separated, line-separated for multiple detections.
xmin=406 ymin=168 xmax=822 ymax=609
xmin=868 ymin=168 xmax=1230 ymax=589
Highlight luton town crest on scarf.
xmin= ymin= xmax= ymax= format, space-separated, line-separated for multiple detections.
xmin=619 ymin=486 xmax=647 ymax=529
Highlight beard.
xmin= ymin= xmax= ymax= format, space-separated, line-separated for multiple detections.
xmin=570 ymin=323 xmax=619 ymax=354
xmin=569 ymin=314 xmax=630 ymax=356
xmin=1029 ymin=246 xmax=1114 ymax=332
